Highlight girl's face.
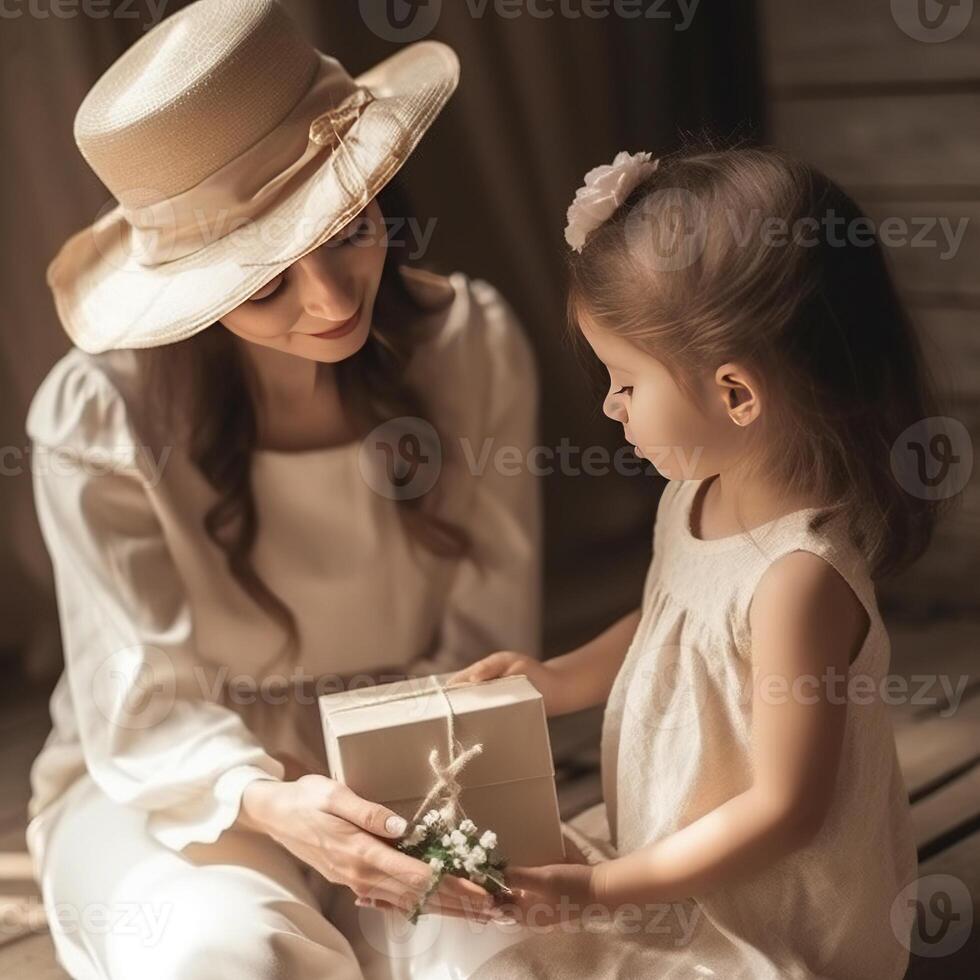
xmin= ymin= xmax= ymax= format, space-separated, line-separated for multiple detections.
xmin=218 ymin=197 xmax=387 ymax=363
xmin=579 ymin=314 xmax=748 ymax=481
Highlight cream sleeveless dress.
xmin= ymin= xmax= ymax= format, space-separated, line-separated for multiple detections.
xmin=471 ymin=477 xmax=918 ymax=980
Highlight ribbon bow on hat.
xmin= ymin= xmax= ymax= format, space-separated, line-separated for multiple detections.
xmin=308 ymin=86 xmax=377 ymax=151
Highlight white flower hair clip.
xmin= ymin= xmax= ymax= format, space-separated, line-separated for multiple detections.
xmin=564 ymin=150 xmax=660 ymax=253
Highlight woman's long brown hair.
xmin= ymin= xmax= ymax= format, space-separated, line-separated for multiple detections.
xmin=136 ymin=179 xmax=470 ymax=659
xmin=567 ymin=140 xmax=950 ymax=580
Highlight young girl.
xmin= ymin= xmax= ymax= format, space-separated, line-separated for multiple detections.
xmin=447 ymin=144 xmax=946 ymax=979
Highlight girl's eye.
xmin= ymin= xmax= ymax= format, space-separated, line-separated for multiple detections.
xmin=613 ymin=385 xmax=633 ymax=396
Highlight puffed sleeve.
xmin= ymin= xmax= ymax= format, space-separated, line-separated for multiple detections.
xmin=406 ymin=277 xmax=543 ymax=677
xmin=26 ymin=351 xmax=285 ymax=850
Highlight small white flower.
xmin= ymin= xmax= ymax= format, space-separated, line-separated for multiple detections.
xmin=564 ymin=150 xmax=660 ymax=253
xmin=478 ymin=830 xmax=497 ymax=851
xmin=422 ymin=810 xmax=441 ymax=827
xmin=453 ymin=857 xmax=462 ymax=868
xmin=450 ymin=829 xmax=468 ymax=847
xmin=428 ymin=856 xmax=445 ymax=871
xmin=469 ymin=845 xmax=487 ymax=866
xmin=459 ymin=818 xmax=477 ymax=835
xmin=403 ymin=825 xmax=426 ymax=846
xmin=441 ymin=834 xmax=452 ymax=846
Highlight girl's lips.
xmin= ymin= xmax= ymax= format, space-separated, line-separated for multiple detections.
xmin=311 ymin=305 xmax=362 ymax=340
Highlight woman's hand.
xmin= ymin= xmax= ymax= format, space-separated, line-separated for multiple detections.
xmin=240 ymin=774 xmax=502 ymax=922
xmin=449 ymin=652 xmax=569 ymax=717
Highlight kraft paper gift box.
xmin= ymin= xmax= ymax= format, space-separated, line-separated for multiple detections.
xmin=318 ymin=672 xmax=566 ymax=867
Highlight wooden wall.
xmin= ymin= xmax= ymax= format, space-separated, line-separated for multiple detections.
xmin=758 ymin=0 xmax=980 ymax=617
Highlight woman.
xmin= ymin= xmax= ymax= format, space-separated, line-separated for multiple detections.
xmin=26 ymin=1 xmax=541 ymax=976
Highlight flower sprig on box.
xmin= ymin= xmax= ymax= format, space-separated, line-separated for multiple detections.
xmin=396 ymin=806 xmax=511 ymax=924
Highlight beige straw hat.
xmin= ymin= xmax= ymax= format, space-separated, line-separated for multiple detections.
xmin=46 ymin=0 xmax=460 ymax=354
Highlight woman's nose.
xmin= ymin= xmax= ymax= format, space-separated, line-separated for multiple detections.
xmin=298 ymin=252 xmax=360 ymax=322
xmin=603 ymin=391 xmax=628 ymax=423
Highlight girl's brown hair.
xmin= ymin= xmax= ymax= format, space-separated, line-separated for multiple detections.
xmin=567 ymin=140 xmax=948 ymax=579
xmin=136 ymin=178 xmax=469 ymax=658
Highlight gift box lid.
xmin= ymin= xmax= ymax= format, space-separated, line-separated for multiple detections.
xmin=318 ymin=672 xmax=557 ymax=804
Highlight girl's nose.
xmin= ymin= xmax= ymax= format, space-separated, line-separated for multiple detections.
xmin=603 ymin=391 xmax=629 ymax=424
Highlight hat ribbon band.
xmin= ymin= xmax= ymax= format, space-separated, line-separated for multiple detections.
xmin=122 ymin=78 xmax=377 ymax=268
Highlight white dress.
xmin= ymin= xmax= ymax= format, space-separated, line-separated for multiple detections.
xmin=471 ymin=478 xmax=919 ymax=980
xmin=25 ymin=271 xmax=543 ymax=980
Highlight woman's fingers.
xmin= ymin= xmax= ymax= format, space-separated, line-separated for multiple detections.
xmin=321 ymin=781 xmax=410 ymax=839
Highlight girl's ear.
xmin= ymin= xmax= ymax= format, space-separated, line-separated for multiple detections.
xmin=714 ymin=362 xmax=761 ymax=428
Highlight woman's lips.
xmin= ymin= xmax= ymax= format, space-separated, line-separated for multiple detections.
xmin=311 ymin=304 xmax=362 ymax=340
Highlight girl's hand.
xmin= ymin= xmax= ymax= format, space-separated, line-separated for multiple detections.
xmin=493 ymin=862 xmax=600 ymax=928
xmin=240 ymin=775 xmax=500 ymax=922
xmin=449 ymin=652 xmax=568 ymax=717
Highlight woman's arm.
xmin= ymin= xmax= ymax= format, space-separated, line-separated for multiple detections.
xmin=26 ymin=357 xmax=288 ymax=850
xmin=590 ymin=551 xmax=864 ymax=909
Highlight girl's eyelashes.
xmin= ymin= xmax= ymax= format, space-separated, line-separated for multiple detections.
xmin=613 ymin=385 xmax=633 ymax=396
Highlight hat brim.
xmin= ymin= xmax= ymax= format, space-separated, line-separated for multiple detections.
xmin=46 ymin=41 xmax=460 ymax=354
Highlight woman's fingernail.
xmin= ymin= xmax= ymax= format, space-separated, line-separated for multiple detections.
xmin=386 ymin=815 xmax=407 ymax=835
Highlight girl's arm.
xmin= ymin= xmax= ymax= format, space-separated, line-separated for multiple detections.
xmin=449 ymin=606 xmax=641 ymax=716
xmin=546 ymin=607 xmax=642 ymax=714
xmin=592 ymin=551 xmax=865 ymax=908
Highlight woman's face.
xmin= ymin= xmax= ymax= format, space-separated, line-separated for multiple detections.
xmin=218 ymin=197 xmax=387 ymax=363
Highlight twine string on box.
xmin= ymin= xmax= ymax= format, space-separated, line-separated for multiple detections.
xmin=323 ymin=674 xmax=512 ymax=827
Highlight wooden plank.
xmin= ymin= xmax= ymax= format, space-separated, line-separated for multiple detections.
xmin=915 ymin=308 xmax=980 ymax=402
xmin=906 ymin=829 xmax=980 ymax=979
xmin=911 ymin=764 xmax=980 ymax=853
xmin=887 ymin=621 xmax=980 ymax=721
xmin=760 ymin=0 xmax=980 ymax=87
xmin=881 ymin=478 xmax=980 ymax=618
xmin=896 ymin=696 xmax=980 ymax=798
xmin=867 ymin=202 xmax=980 ymax=302
xmin=770 ymin=93 xmax=980 ymax=191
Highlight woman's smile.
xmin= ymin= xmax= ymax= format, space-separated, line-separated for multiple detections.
xmin=308 ymin=303 xmax=363 ymax=340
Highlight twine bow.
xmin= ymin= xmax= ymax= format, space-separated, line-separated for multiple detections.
xmin=410 ymin=688 xmax=484 ymax=825
xmin=308 ymin=86 xmax=376 ymax=152
xmin=325 ymin=674 xmax=497 ymax=827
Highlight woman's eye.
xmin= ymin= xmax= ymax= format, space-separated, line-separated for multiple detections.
xmin=250 ymin=277 xmax=284 ymax=304
xmin=337 ymin=219 xmax=370 ymax=247
xmin=613 ymin=385 xmax=633 ymax=396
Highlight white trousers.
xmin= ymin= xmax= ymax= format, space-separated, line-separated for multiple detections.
xmin=31 ymin=775 xmax=532 ymax=980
